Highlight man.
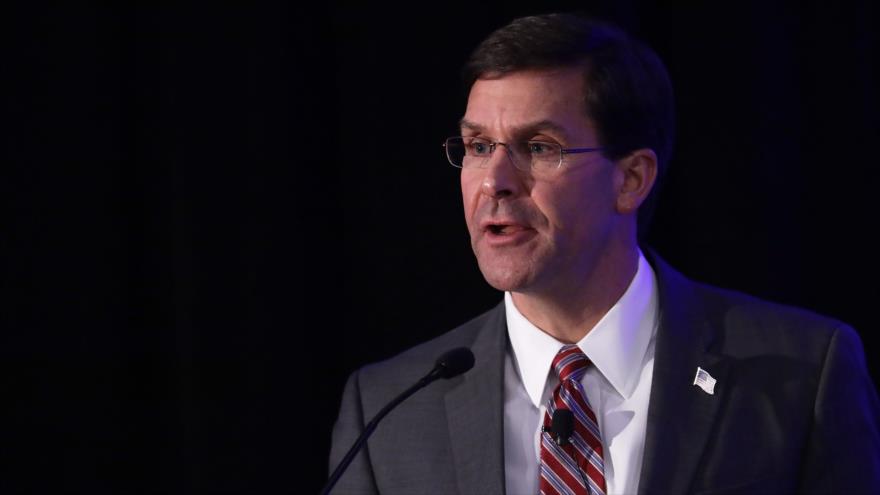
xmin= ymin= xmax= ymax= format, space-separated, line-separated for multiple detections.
xmin=329 ymin=13 xmax=880 ymax=495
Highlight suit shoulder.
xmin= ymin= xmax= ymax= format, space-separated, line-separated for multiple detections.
xmin=357 ymin=303 xmax=502 ymax=384
xmin=690 ymin=279 xmax=855 ymax=359
xmin=695 ymin=280 xmax=847 ymax=330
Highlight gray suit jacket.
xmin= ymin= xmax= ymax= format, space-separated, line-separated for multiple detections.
xmin=329 ymin=254 xmax=880 ymax=494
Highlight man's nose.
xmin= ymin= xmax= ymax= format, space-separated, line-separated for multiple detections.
xmin=480 ymin=144 xmax=524 ymax=199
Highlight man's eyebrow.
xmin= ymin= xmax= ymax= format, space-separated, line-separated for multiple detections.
xmin=458 ymin=118 xmax=483 ymax=131
xmin=458 ymin=118 xmax=570 ymax=138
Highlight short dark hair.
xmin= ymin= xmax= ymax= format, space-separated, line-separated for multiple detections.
xmin=462 ymin=13 xmax=675 ymax=237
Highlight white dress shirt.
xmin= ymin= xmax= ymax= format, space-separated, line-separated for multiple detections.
xmin=503 ymin=251 xmax=659 ymax=495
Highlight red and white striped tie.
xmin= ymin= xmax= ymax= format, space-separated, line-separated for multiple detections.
xmin=539 ymin=344 xmax=607 ymax=495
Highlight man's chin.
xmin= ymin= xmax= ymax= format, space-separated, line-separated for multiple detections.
xmin=477 ymin=264 xmax=534 ymax=293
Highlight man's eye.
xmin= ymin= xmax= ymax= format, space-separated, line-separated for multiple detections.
xmin=528 ymin=142 xmax=555 ymax=156
xmin=468 ymin=141 xmax=491 ymax=155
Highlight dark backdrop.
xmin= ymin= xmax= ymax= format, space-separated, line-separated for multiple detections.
xmin=5 ymin=1 xmax=877 ymax=493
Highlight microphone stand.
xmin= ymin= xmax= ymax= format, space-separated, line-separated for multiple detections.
xmin=321 ymin=373 xmax=436 ymax=495
xmin=320 ymin=348 xmax=473 ymax=495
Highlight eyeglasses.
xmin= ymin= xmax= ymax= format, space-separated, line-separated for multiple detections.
xmin=443 ymin=136 xmax=604 ymax=173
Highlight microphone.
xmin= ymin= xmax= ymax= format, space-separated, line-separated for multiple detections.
xmin=551 ymin=408 xmax=574 ymax=446
xmin=425 ymin=347 xmax=476 ymax=380
xmin=545 ymin=408 xmax=589 ymax=489
xmin=321 ymin=347 xmax=475 ymax=495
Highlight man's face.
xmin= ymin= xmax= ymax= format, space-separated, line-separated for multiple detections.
xmin=460 ymin=68 xmax=627 ymax=297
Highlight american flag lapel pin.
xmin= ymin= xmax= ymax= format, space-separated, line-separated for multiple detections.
xmin=693 ymin=366 xmax=717 ymax=395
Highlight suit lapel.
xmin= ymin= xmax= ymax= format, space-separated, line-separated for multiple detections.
xmin=445 ymin=303 xmax=507 ymax=495
xmin=638 ymin=253 xmax=731 ymax=495
xmin=440 ymin=254 xmax=729 ymax=494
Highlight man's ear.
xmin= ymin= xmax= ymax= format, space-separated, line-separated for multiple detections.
xmin=614 ymin=148 xmax=658 ymax=215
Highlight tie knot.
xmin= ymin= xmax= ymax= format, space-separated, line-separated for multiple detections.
xmin=552 ymin=344 xmax=590 ymax=382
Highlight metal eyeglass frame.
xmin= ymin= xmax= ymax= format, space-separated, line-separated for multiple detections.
xmin=443 ymin=136 xmax=604 ymax=171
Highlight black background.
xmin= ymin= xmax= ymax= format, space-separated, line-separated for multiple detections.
xmin=5 ymin=1 xmax=878 ymax=493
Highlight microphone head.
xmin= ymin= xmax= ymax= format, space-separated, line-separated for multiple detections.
xmin=434 ymin=347 xmax=475 ymax=379
xmin=551 ymin=408 xmax=574 ymax=446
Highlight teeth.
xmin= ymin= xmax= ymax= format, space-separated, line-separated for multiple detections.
xmin=488 ymin=224 xmax=529 ymax=235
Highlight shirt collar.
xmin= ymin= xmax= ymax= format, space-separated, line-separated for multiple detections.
xmin=505 ymin=250 xmax=658 ymax=407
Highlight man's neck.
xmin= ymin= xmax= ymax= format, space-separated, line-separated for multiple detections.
xmin=510 ymin=247 xmax=640 ymax=344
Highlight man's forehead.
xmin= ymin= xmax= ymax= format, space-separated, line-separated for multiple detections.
xmin=459 ymin=70 xmax=592 ymax=138
xmin=458 ymin=118 xmax=571 ymax=137
xmin=466 ymin=68 xmax=586 ymax=100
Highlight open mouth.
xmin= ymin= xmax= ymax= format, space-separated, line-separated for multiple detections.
xmin=487 ymin=224 xmax=528 ymax=235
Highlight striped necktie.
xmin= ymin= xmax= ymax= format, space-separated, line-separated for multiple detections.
xmin=539 ymin=344 xmax=607 ymax=495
